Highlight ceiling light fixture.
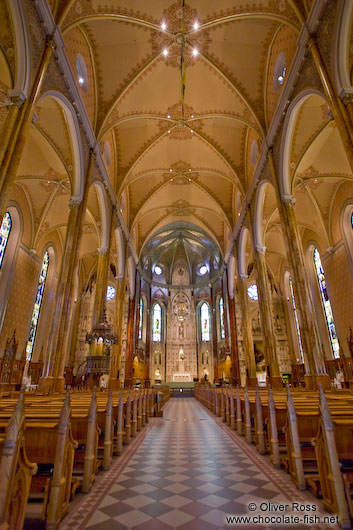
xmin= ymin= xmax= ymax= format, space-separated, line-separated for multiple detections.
xmin=168 ymin=130 xmax=171 ymax=133
xmin=193 ymin=21 xmax=199 ymax=30
xmin=163 ymin=48 xmax=169 ymax=57
xmin=170 ymin=169 xmax=173 ymax=172
xmin=78 ymin=76 xmax=84 ymax=85
xmin=161 ymin=22 xmax=167 ymax=31
xmin=192 ymin=48 xmax=198 ymax=57
xmin=191 ymin=114 xmax=194 ymax=118
xmin=188 ymin=168 xmax=191 ymax=171
xmin=167 ymin=114 xmax=171 ymax=118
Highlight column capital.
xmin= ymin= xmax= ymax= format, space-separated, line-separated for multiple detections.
xmin=340 ymin=89 xmax=353 ymax=106
xmin=6 ymin=90 xmax=26 ymax=108
xmin=283 ymin=194 xmax=296 ymax=206
xmin=256 ymin=245 xmax=266 ymax=254
xmin=98 ymin=246 xmax=109 ymax=256
xmin=46 ymin=35 xmax=57 ymax=50
xmin=69 ymin=197 xmax=82 ymax=209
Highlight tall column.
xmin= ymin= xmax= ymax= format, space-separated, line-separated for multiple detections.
xmin=237 ymin=274 xmax=257 ymax=387
xmin=227 ymin=288 xmax=240 ymax=386
xmin=0 ymin=38 xmax=56 ymax=219
xmin=145 ymin=294 xmax=151 ymax=387
xmin=268 ymin=151 xmax=328 ymax=388
xmin=109 ymin=277 xmax=125 ymax=390
xmin=124 ymin=294 xmax=136 ymax=387
xmin=93 ymin=248 xmax=110 ymax=329
xmin=211 ymin=289 xmax=218 ymax=383
xmin=38 ymin=152 xmax=95 ymax=393
xmin=252 ymin=243 xmax=281 ymax=388
xmin=309 ymin=39 xmax=353 ymax=172
xmin=0 ymin=94 xmax=25 ymax=170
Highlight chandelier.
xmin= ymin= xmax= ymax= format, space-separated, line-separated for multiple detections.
xmin=86 ymin=308 xmax=118 ymax=346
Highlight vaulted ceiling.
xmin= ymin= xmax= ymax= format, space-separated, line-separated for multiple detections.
xmin=59 ymin=1 xmax=303 ymax=254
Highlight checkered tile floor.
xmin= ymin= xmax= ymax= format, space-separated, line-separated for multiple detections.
xmin=61 ymin=398 xmax=338 ymax=530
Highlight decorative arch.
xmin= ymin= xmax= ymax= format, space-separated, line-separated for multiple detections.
xmin=227 ymin=255 xmax=235 ymax=299
xmin=26 ymin=245 xmax=57 ymax=363
xmin=7 ymin=0 xmax=31 ymax=97
xmin=238 ymin=226 xmax=251 ymax=277
xmin=306 ymin=243 xmax=341 ymax=359
xmin=279 ymin=88 xmax=328 ymax=200
xmin=152 ymin=301 xmax=162 ymax=342
xmin=340 ymin=200 xmax=353 ymax=275
xmin=253 ymin=180 xmax=272 ymax=249
xmin=199 ymin=300 xmax=211 ymax=342
xmin=333 ymin=0 xmax=353 ymax=94
xmin=91 ymin=181 xmax=111 ymax=252
xmin=114 ymin=227 xmax=125 ymax=280
xmin=0 ymin=204 xmax=23 ymax=332
xmin=127 ymin=255 xmax=136 ymax=299
xmin=38 ymin=90 xmax=84 ymax=201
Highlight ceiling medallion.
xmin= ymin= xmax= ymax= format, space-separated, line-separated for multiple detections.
xmin=150 ymin=2 xmax=210 ymax=68
xmin=160 ymin=102 xmax=202 ymax=140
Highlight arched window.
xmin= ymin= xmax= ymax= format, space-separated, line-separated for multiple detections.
xmin=313 ymin=248 xmax=340 ymax=358
xmin=200 ymin=302 xmax=210 ymax=342
xmin=289 ymin=277 xmax=304 ymax=363
xmin=351 ymin=211 xmax=353 ymax=228
xmin=219 ymin=297 xmax=225 ymax=340
xmin=152 ymin=303 xmax=162 ymax=342
xmin=0 ymin=212 xmax=12 ymax=268
xmin=138 ymin=298 xmax=143 ymax=340
xmin=25 ymin=250 xmax=49 ymax=360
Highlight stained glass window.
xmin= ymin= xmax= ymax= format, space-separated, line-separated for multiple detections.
xmin=106 ymin=285 xmax=116 ymax=301
xmin=219 ymin=297 xmax=225 ymax=340
xmin=138 ymin=298 xmax=143 ymax=341
xmin=351 ymin=211 xmax=353 ymax=228
xmin=313 ymin=248 xmax=340 ymax=358
xmin=153 ymin=303 xmax=162 ymax=342
xmin=25 ymin=251 xmax=49 ymax=360
xmin=0 ymin=212 xmax=12 ymax=268
xmin=247 ymin=284 xmax=258 ymax=301
xmin=289 ymin=277 xmax=304 ymax=363
xmin=200 ymin=302 xmax=210 ymax=342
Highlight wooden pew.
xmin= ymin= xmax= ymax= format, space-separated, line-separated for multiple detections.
xmin=0 ymin=391 xmax=37 ymax=530
xmin=314 ymin=388 xmax=353 ymax=529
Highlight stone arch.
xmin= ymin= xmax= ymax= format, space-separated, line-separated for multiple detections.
xmin=127 ymin=255 xmax=136 ymax=299
xmin=253 ymin=180 xmax=272 ymax=250
xmin=0 ymin=203 xmax=23 ymax=332
xmin=333 ymin=0 xmax=353 ymax=94
xmin=38 ymin=90 xmax=84 ymax=201
xmin=238 ymin=226 xmax=251 ymax=278
xmin=279 ymin=88 xmax=328 ymax=200
xmin=7 ymin=0 xmax=31 ymax=97
xmin=227 ymin=255 xmax=235 ymax=299
xmin=91 ymin=181 xmax=111 ymax=252
xmin=114 ymin=227 xmax=125 ymax=280
xmin=340 ymin=200 xmax=353 ymax=275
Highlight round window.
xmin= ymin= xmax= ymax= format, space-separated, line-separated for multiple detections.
xmin=76 ymin=54 xmax=88 ymax=93
xmin=247 ymin=284 xmax=258 ymax=301
xmin=154 ymin=265 xmax=163 ymax=275
xmin=198 ymin=264 xmax=208 ymax=275
xmin=106 ymin=285 xmax=116 ymax=301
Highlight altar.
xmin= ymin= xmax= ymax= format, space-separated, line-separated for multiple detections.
xmin=172 ymin=373 xmax=191 ymax=382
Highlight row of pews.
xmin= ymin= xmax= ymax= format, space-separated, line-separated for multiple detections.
xmin=0 ymin=385 xmax=170 ymax=530
xmin=195 ymin=385 xmax=353 ymax=529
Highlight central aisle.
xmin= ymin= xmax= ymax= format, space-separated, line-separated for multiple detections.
xmin=61 ymin=398 xmax=333 ymax=530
